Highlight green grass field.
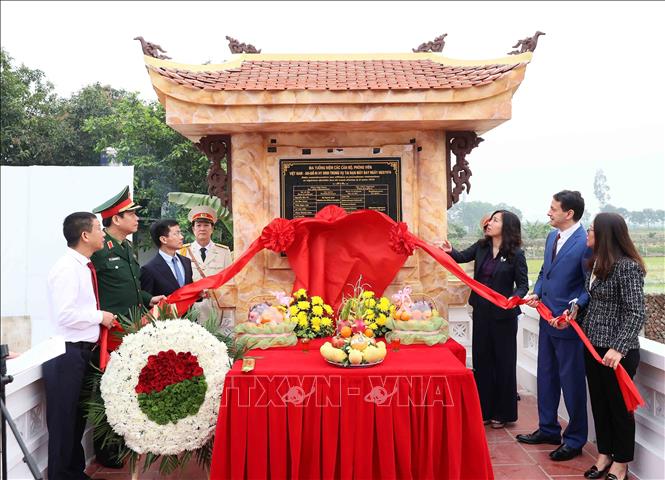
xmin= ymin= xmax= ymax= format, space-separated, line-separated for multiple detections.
xmin=526 ymin=257 xmax=665 ymax=294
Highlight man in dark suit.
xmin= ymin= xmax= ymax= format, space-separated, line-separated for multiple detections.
xmin=140 ymin=219 xmax=193 ymax=297
xmin=517 ymin=190 xmax=591 ymax=462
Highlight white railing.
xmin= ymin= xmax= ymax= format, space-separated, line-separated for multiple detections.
xmin=5 ymin=363 xmax=50 ymax=479
xmin=516 ymin=306 xmax=665 ymax=480
xmin=5 ymin=308 xmax=663 ymax=479
xmin=5 ymin=357 xmax=94 ymax=479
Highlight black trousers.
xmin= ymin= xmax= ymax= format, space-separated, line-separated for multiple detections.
xmin=90 ymin=349 xmax=124 ymax=465
xmin=472 ymin=312 xmax=518 ymax=422
xmin=584 ymin=346 xmax=640 ymax=463
xmin=43 ymin=343 xmax=93 ymax=480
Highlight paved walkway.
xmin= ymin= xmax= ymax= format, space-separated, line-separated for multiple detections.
xmin=88 ymin=391 xmax=608 ymax=479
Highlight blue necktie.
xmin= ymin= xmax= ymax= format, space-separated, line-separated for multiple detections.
xmin=172 ymin=257 xmax=185 ymax=287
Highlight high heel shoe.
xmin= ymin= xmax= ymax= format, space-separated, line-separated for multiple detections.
xmin=606 ymin=473 xmax=628 ymax=480
xmin=583 ymin=463 xmax=611 ymax=479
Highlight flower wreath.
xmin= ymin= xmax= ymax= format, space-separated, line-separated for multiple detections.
xmin=101 ymin=319 xmax=230 ymax=455
xmin=86 ymin=308 xmax=238 ymax=475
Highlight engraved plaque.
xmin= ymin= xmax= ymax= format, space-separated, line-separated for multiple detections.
xmin=280 ymin=158 xmax=402 ymax=221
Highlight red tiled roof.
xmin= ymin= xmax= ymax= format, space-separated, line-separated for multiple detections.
xmin=149 ymin=60 xmax=524 ymax=92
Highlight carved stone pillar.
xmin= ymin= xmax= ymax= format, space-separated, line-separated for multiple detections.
xmin=446 ymin=131 xmax=484 ymax=209
xmin=196 ymin=135 xmax=232 ymax=211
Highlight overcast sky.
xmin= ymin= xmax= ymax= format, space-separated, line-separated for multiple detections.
xmin=1 ymin=1 xmax=663 ymax=222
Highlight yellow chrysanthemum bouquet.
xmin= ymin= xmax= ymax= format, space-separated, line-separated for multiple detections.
xmin=288 ymin=288 xmax=335 ymax=339
xmin=338 ymin=278 xmax=394 ymax=338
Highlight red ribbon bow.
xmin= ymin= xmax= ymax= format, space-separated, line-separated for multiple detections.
xmin=260 ymin=218 xmax=295 ymax=252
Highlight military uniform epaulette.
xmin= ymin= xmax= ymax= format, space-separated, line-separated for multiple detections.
xmin=215 ymin=243 xmax=230 ymax=250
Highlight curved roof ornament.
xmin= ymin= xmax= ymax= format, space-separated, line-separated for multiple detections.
xmin=508 ymin=31 xmax=545 ymax=55
xmin=226 ymin=36 xmax=262 ymax=54
xmin=412 ymin=34 xmax=447 ymax=53
xmin=134 ymin=36 xmax=171 ymax=60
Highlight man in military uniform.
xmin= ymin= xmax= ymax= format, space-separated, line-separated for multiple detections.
xmin=90 ymin=186 xmax=164 ymax=468
xmin=91 ymin=186 xmax=164 ymax=317
xmin=178 ymin=205 xmax=235 ymax=334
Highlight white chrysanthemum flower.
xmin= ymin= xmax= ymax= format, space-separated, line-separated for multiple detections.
xmin=100 ymin=320 xmax=230 ymax=455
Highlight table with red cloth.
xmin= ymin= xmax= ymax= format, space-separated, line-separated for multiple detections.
xmin=209 ymin=338 xmax=493 ymax=480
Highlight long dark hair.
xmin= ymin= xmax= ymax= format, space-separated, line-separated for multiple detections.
xmin=588 ymin=212 xmax=646 ymax=279
xmin=480 ymin=210 xmax=522 ymax=258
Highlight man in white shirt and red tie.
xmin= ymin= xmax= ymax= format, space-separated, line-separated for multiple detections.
xmin=42 ymin=212 xmax=116 ymax=480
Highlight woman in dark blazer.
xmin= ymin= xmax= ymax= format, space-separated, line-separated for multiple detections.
xmin=442 ymin=210 xmax=529 ymax=428
xmin=578 ymin=213 xmax=646 ymax=480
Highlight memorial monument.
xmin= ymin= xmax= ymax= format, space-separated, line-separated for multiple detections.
xmin=137 ymin=35 xmax=536 ymax=317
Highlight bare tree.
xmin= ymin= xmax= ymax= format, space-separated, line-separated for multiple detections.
xmin=593 ymin=169 xmax=611 ymax=208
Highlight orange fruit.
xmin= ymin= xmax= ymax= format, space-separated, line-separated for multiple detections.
xmin=400 ymin=311 xmax=411 ymax=321
xmin=392 ymin=310 xmax=402 ymax=320
xmin=340 ymin=326 xmax=352 ymax=338
xmin=364 ymin=328 xmax=374 ymax=338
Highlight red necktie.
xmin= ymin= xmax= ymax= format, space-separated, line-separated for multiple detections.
xmin=551 ymin=233 xmax=561 ymax=263
xmin=87 ymin=261 xmax=100 ymax=309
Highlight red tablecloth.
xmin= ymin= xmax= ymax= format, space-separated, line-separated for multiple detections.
xmin=243 ymin=337 xmax=466 ymax=366
xmin=209 ymin=340 xmax=492 ymax=479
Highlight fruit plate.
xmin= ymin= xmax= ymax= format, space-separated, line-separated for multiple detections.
xmin=325 ymin=358 xmax=384 ymax=368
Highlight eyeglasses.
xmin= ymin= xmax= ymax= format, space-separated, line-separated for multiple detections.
xmin=586 ymin=227 xmax=594 ymax=233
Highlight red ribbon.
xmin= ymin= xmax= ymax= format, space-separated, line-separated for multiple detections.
xmin=161 ymin=210 xmax=644 ymax=412
xmin=415 ymin=237 xmax=644 ymax=413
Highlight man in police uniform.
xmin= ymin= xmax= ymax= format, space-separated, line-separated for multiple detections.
xmin=90 ymin=186 xmax=164 ymax=467
xmin=178 ymin=205 xmax=235 ymax=334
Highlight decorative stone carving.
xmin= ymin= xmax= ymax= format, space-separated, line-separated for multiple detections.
xmin=134 ymin=36 xmax=171 ymax=60
xmin=446 ymin=131 xmax=484 ymax=208
xmin=412 ymin=34 xmax=447 ymax=53
xmin=508 ymin=31 xmax=546 ymax=55
xmin=524 ymin=330 xmax=539 ymax=355
xmin=195 ymin=135 xmax=232 ymax=211
xmin=226 ymin=36 xmax=261 ymax=54
xmin=28 ymin=404 xmax=45 ymax=438
xmin=655 ymin=391 xmax=664 ymax=418
xmin=450 ymin=322 xmax=469 ymax=344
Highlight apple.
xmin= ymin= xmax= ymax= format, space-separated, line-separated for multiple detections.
xmin=331 ymin=336 xmax=346 ymax=349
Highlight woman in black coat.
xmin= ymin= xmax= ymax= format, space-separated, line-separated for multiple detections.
xmin=578 ymin=213 xmax=646 ymax=480
xmin=441 ymin=210 xmax=529 ymax=428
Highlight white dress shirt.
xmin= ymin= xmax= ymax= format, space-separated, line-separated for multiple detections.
xmin=158 ymin=250 xmax=185 ymax=283
xmin=194 ymin=241 xmax=214 ymax=261
xmin=47 ymin=248 xmax=102 ymax=342
xmin=555 ymin=221 xmax=582 ymax=253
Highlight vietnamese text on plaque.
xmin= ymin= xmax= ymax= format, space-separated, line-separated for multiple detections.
xmin=280 ymin=158 xmax=402 ymax=222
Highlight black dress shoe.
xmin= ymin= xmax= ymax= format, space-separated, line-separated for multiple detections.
xmin=516 ymin=429 xmax=561 ymax=445
xmin=95 ymin=457 xmax=124 ymax=469
xmin=584 ymin=463 xmax=612 ymax=479
xmin=549 ymin=443 xmax=582 ymax=461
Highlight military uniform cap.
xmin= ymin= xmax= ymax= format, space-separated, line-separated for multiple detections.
xmin=92 ymin=185 xmax=142 ymax=219
xmin=188 ymin=205 xmax=217 ymax=224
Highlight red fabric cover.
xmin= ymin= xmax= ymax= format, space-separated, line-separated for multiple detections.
xmin=287 ymin=208 xmax=408 ymax=309
xmin=167 ymin=207 xmax=408 ymax=314
xmin=209 ymin=344 xmax=492 ymax=480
